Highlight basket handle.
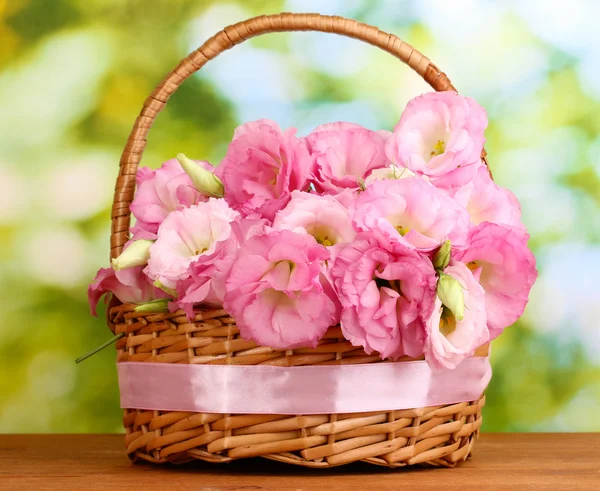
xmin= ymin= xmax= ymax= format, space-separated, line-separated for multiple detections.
xmin=110 ymin=12 xmax=457 ymax=259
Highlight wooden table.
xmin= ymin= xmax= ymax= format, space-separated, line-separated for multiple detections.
xmin=1 ymin=434 xmax=598 ymax=490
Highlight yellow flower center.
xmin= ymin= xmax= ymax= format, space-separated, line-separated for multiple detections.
xmin=439 ymin=305 xmax=457 ymax=337
xmin=317 ymin=236 xmax=334 ymax=247
xmin=430 ymin=140 xmax=446 ymax=157
xmin=395 ymin=225 xmax=410 ymax=236
xmin=194 ymin=247 xmax=208 ymax=255
xmin=268 ymin=161 xmax=281 ymax=187
xmin=311 ymin=226 xmax=337 ymax=247
xmin=466 ymin=261 xmax=479 ymax=272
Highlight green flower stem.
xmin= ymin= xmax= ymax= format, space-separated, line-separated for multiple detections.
xmin=75 ymin=333 xmax=125 ymax=364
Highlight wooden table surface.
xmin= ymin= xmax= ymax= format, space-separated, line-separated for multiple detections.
xmin=1 ymin=433 xmax=598 ymax=490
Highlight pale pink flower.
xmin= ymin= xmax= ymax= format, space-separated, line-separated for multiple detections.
xmin=223 ymin=230 xmax=339 ymax=349
xmin=145 ymin=199 xmax=239 ymax=290
xmin=215 ymin=120 xmax=312 ymax=220
xmin=130 ymin=158 xmax=213 ymax=239
xmin=386 ymin=91 xmax=487 ymax=187
xmin=353 ymin=177 xmax=470 ymax=251
xmin=174 ymin=218 xmax=268 ymax=316
xmin=308 ymin=122 xmax=391 ymax=193
xmin=364 ymin=164 xmax=415 ymax=185
xmin=424 ymin=263 xmax=489 ymax=370
xmin=451 ymin=166 xmax=523 ymax=228
xmin=273 ymin=190 xmax=356 ymax=247
xmin=88 ymin=266 xmax=168 ymax=315
xmin=330 ymin=234 xmax=437 ymax=359
xmin=454 ymin=222 xmax=537 ymax=339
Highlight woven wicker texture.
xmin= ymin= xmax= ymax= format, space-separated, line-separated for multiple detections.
xmin=109 ymin=13 xmax=488 ymax=468
xmin=110 ymin=303 xmax=487 ymax=467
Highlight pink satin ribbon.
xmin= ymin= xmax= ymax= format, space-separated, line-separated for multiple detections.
xmin=117 ymin=357 xmax=491 ymax=414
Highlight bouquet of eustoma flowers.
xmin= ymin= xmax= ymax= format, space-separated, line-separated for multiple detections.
xmin=89 ymin=91 xmax=537 ymax=370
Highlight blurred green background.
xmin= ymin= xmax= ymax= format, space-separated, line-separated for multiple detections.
xmin=1 ymin=0 xmax=599 ymax=433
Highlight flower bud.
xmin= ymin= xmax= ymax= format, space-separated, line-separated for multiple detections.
xmin=153 ymin=279 xmax=177 ymax=297
xmin=433 ymin=240 xmax=452 ymax=271
xmin=177 ymin=153 xmax=224 ymax=198
xmin=111 ymin=240 xmax=153 ymax=271
xmin=134 ymin=298 xmax=170 ymax=313
xmin=437 ymin=273 xmax=465 ymax=321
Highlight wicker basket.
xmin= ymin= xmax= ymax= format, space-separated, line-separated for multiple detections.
xmin=108 ymin=13 xmax=489 ymax=468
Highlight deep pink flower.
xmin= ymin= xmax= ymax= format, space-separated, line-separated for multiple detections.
xmin=88 ymin=266 xmax=168 ymax=316
xmin=215 ymin=120 xmax=312 ymax=220
xmin=130 ymin=158 xmax=213 ymax=239
xmin=451 ymin=166 xmax=524 ymax=228
xmin=145 ymin=199 xmax=239 ymax=290
xmin=308 ymin=122 xmax=391 ymax=193
xmin=386 ymin=91 xmax=487 ymax=187
xmin=353 ymin=177 xmax=470 ymax=251
xmin=223 ymin=230 xmax=339 ymax=349
xmin=454 ymin=222 xmax=537 ymax=339
xmin=424 ymin=262 xmax=488 ymax=370
xmin=330 ymin=234 xmax=437 ymax=359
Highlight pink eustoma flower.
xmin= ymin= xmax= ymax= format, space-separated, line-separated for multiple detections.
xmin=145 ymin=199 xmax=239 ymax=291
xmin=174 ymin=217 xmax=268 ymax=317
xmin=364 ymin=164 xmax=415 ymax=185
xmin=88 ymin=266 xmax=168 ymax=315
xmin=130 ymin=158 xmax=214 ymax=239
xmin=452 ymin=166 xmax=523 ymax=228
xmin=454 ymin=222 xmax=537 ymax=339
xmin=353 ymin=177 xmax=470 ymax=251
xmin=386 ymin=91 xmax=487 ymax=187
xmin=330 ymin=234 xmax=437 ymax=359
xmin=424 ymin=262 xmax=489 ymax=370
xmin=308 ymin=122 xmax=391 ymax=193
xmin=273 ymin=190 xmax=356 ymax=247
xmin=223 ymin=230 xmax=339 ymax=349
xmin=215 ymin=120 xmax=312 ymax=220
